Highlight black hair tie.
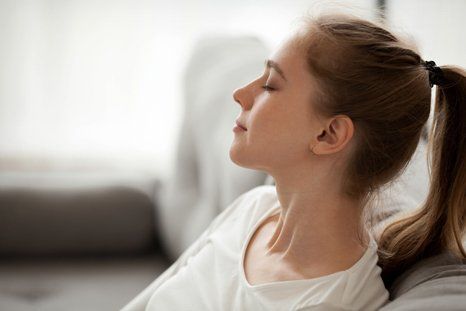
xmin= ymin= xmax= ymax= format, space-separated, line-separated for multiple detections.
xmin=422 ymin=60 xmax=444 ymax=88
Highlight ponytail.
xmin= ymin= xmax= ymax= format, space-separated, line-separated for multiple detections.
xmin=377 ymin=65 xmax=466 ymax=288
xmin=294 ymin=11 xmax=465 ymax=288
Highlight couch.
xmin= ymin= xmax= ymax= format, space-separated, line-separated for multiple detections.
xmin=0 ymin=172 xmax=171 ymax=310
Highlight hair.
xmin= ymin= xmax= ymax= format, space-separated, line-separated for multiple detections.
xmin=293 ymin=10 xmax=466 ymax=288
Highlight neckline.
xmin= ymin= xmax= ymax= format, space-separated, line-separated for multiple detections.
xmin=238 ymin=203 xmax=377 ymax=290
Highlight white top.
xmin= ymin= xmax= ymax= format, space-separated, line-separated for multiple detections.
xmin=122 ymin=185 xmax=389 ymax=311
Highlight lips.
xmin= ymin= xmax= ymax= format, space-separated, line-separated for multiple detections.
xmin=235 ymin=120 xmax=247 ymax=130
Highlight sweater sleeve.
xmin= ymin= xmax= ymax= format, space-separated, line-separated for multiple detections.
xmin=120 ymin=186 xmax=263 ymax=311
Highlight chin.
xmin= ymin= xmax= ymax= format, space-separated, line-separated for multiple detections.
xmin=229 ymin=146 xmax=243 ymax=166
xmin=229 ymin=145 xmax=251 ymax=168
xmin=229 ymin=146 xmax=266 ymax=172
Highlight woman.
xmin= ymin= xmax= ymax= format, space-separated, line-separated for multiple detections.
xmin=123 ymin=11 xmax=466 ymax=311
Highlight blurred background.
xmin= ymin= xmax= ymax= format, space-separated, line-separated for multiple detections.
xmin=1 ymin=0 xmax=464 ymax=178
xmin=0 ymin=0 xmax=465 ymax=310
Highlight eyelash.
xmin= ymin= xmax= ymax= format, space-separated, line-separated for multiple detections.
xmin=261 ymin=85 xmax=275 ymax=92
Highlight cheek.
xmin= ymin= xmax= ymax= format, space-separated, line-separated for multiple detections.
xmin=260 ymin=94 xmax=310 ymax=125
xmin=248 ymin=101 xmax=283 ymax=135
xmin=249 ymin=101 xmax=307 ymax=147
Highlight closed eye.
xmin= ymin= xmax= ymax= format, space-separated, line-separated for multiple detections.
xmin=261 ymin=85 xmax=275 ymax=92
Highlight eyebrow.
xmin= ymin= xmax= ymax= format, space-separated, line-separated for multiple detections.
xmin=264 ymin=59 xmax=287 ymax=81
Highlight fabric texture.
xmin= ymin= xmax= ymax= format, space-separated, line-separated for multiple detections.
xmin=380 ymin=251 xmax=466 ymax=310
xmin=122 ymin=185 xmax=389 ymax=311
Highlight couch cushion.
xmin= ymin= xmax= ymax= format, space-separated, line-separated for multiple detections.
xmin=380 ymin=251 xmax=466 ymax=310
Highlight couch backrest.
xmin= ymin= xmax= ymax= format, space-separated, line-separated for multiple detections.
xmin=381 ymin=251 xmax=466 ymax=310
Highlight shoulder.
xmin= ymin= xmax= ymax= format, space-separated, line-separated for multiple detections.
xmin=216 ymin=185 xmax=276 ymax=222
xmin=229 ymin=185 xmax=277 ymax=208
xmin=243 ymin=184 xmax=276 ymax=196
xmin=223 ymin=185 xmax=278 ymax=223
xmin=340 ymin=237 xmax=389 ymax=309
xmin=238 ymin=185 xmax=278 ymax=212
xmin=245 ymin=184 xmax=277 ymax=199
xmin=205 ymin=185 xmax=277 ymax=237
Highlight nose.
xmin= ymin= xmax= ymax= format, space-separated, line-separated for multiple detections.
xmin=233 ymin=86 xmax=251 ymax=110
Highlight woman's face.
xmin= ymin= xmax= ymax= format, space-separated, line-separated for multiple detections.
xmin=230 ymin=36 xmax=325 ymax=173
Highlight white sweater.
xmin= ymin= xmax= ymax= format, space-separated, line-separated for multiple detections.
xmin=122 ymin=185 xmax=389 ymax=311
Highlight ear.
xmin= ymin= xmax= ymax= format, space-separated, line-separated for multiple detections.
xmin=311 ymin=115 xmax=354 ymax=155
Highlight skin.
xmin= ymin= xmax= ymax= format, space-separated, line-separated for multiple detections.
xmin=230 ymin=35 xmax=370 ymax=283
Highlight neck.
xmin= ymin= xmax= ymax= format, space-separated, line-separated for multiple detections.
xmin=264 ymin=176 xmax=369 ymax=272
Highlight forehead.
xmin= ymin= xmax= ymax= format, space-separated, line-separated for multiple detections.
xmin=268 ymin=37 xmax=309 ymax=83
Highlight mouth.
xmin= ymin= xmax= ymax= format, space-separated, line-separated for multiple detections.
xmin=235 ymin=120 xmax=247 ymax=131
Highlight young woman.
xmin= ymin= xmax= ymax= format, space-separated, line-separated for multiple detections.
xmin=123 ymin=11 xmax=466 ymax=311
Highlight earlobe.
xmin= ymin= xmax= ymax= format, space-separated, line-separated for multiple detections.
xmin=309 ymin=129 xmax=325 ymax=155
